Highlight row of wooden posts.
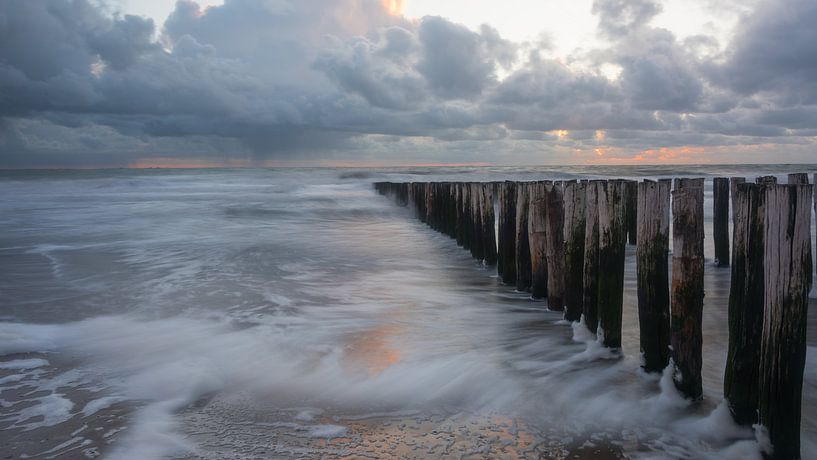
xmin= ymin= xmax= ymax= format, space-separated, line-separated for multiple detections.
xmin=374 ymin=173 xmax=814 ymax=460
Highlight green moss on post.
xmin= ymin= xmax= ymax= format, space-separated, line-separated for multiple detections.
xmin=596 ymin=180 xmax=627 ymax=348
xmin=636 ymin=179 xmax=671 ymax=373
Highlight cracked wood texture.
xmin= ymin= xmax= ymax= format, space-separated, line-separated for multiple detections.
xmin=544 ymin=182 xmax=566 ymax=311
xmin=481 ymin=183 xmax=498 ymax=265
xmin=724 ymin=182 xmax=766 ymax=426
xmin=528 ymin=181 xmax=549 ymax=299
xmin=563 ymin=181 xmax=586 ymax=322
xmin=637 ymin=179 xmax=671 ymax=373
xmin=596 ymin=180 xmax=627 ymax=349
xmin=515 ymin=182 xmax=532 ymax=291
xmin=670 ymin=178 xmax=705 ymax=400
xmin=498 ymin=181 xmax=517 ymax=284
xmin=582 ymin=180 xmax=603 ymax=333
xmin=759 ymin=184 xmax=813 ymax=460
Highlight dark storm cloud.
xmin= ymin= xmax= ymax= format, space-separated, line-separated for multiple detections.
xmin=1 ymin=0 xmax=817 ymax=167
xmin=713 ymin=0 xmax=817 ymax=104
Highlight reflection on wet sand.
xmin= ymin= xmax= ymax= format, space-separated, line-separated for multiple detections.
xmin=343 ymin=322 xmax=404 ymax=376
xmin=182 ymin=399 xmax=626 ymax=459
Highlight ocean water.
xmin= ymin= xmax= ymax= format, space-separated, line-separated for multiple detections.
xmin=1 ymin=165 xmax=816 ymax=459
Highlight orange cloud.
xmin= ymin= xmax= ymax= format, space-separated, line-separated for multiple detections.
xmin=381 ymin=0 xmax=404 ymax=16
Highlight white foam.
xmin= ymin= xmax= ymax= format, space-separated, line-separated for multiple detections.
xmin=82 ymin=396 xmax=127 ymax=417
xmin=306 ymin=424 xmax=347 ymax=438
xmin=0 ymin=358 xmax=50 ymax=370
xmin=2 ymin=392 xmax=74 ymax=431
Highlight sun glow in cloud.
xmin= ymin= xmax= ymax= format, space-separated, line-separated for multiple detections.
xmin=381 ymin=0 xmax=405 ymax=16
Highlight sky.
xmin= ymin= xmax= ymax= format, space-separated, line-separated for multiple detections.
xmin=1 ymin=0 xmax=816 ymax=168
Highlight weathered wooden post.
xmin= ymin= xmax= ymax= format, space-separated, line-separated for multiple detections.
xmin=713 ymin=177 xmax=730 ymax=266
xmin=625 ymin=180 xmax=638 ymax=245
xmin=596 ymin=180 xmax=626 ymax=348
xmin=455 ymin=183 xmax=464 ymax=246
xmin=787 ymin=173 xmax=809 ymax=185
xmin=545 ymin=182 xmax=566 ymax=311
xmin=756 ymin=176 xmax=778 ymax=185
xmin=730 ymin=177 xmax=746 ymax=221
xmin=637 ymin=179 xmax=672 ymax=373
xmin=724 ymin=182 xmax=766 ymax=426
xmin=757 ymin=184 xmax=813 ymax=460
xmin=516 ymin=182 xmax=532 ymax=291
xmin=528 ymin=181 xmax=548 ymax=299
xmin=471 ymin=183 xmax=485 ymax=261
xmin=481 ymin=184 xmax=498 ymax=265
xmin=461 ymin=183 xmax=471 ymax=250
xmin=563 ymin=181 xmax=586 ymax=322
xmin=498 ymin=181 xmax=517 ymax=284
xmin=582 ymin=180 xmax=602 ymax=332
xmin=670 ymin=178 xmax=705 ymax=400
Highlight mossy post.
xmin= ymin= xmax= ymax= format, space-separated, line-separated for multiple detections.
xmin=724 ymin=182 xmax=766 ymax=426
xmin=625 ymin=180 xmax=638 ymax=245
xmin=515 ymin=182 xmax=532 ymax=291
xmin=596 ymin=180 xmax=626 ymax=348
xmin=636 ymin=179 xmax=672 ymax=373
xmin=670 ymin=177 xmax=705 ymax=400
xmin=582 ymin=180 xmax=603 ymax=333
xmin=563 ymin=180 xmax=586 ymax=322
xmin=545 ymin=182 xmax=566 ymax=311
xmin=528 ymin=181 xmax=549 ymax=299
xmin=713 ymin=177 xmax=730 ymax=266
xmin=498 ymin=181 xmax=517 ymax=284
xmin=758 ymin=184 xmax=813 ymax=460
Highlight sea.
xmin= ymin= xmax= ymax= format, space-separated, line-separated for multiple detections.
xmin=1 ymin=165 xmax=816 ymax=459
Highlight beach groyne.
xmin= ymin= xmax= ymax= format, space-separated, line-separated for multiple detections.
xmin=375 ymin=174 xmax=814 ymax=459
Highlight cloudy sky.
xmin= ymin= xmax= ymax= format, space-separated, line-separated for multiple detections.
xmin=1 ymin=0 xmax=816 ymax=168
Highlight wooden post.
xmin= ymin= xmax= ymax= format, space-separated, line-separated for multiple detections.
xmin=756 ymin=176 xmax=777 ymax=185
xmin=637 ymin=179 xmax=672 ymax=373
xmin=516 ymin=182 xmax=532 ymax=291
xmin=461 ymin=184 xmax=472 ymax=250
xmin=713 ymin=177 xmax=730 ymax=266
xmin=730 ymin=177 xmax=746 ymax=222
xmin=481 ymin=184 xmax=498 ymax=265
xmin=596 ymin=180 xmax=626 ymax=348
xmin=625 ymin=180 xmax=638 ymax=245
xmin=471 ymin=183 xmax=485 ymax=261
xmin=498 ymin=181 xmax=517 ymax=284
xmin=787 ymin=173 xmax=809 ymax=185
xmin=528 ymin=181 xmax=548 ymax=299
xmin=724 ymin=182 xmax=766 ymax=426
xmin=582 ymin=180 xmax=602 ymax=333
xmin=545 ymin=182 xmax=566 ymax=311
xmin=563 ymin=181 xmax=586 ymax=322
xmin=758 ymin=184 xmax=813 ymax=460
xmin=670 ymin=178 xmax=705 ymax=400
xmin=455 ymin=183 xmax=464 ymax=246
